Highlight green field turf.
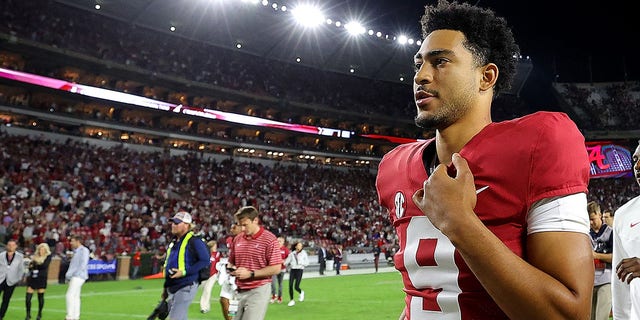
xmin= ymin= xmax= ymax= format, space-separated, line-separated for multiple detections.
xmin=5 ymin=270 xmax=405 ymax=319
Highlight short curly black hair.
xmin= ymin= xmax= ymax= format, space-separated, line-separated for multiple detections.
xmin=420 ymin=0 xmax=520 ymax=97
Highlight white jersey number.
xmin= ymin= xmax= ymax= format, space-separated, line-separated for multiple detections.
xmin=404 ymin=216 xmax=462 ymax=319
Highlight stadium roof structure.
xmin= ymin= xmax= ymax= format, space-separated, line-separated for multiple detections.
xmin=55 ymin=0 xmax=420 ymax=86
xmin=54 ymin=0 xmax=533 ymax=95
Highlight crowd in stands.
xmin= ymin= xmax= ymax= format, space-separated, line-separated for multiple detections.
xmin=0 ymin=131 xmax=394 ymax=261
xmin=554 ymin=82 xmax=640 ymax=130
xmin=587 ymin=177 xmax=639 ymax=215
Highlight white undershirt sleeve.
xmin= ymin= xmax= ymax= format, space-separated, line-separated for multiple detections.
xmin=527 ymin=193 xmax=589 ymax=235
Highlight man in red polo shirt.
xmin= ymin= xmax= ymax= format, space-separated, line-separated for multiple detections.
xmin=228 ymin=206 xmax=282 ymax=320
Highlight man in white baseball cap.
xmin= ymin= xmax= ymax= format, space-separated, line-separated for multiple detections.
xmin=170 ymin=211 xmax=193 ymax=225
xmin=161 ymin=211 xmax=209 ymax=319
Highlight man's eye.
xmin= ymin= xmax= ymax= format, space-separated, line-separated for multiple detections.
xmin=413 ymin=63 xmax=422 ymax=71
xmin=434 ymin=58 xmax=448 ymax=66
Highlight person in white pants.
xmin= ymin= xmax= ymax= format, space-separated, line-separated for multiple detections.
xmin=199 ymin=240 xmax=221 ymax=313
xmin=65 ymin=235 xmax=89 ymax=320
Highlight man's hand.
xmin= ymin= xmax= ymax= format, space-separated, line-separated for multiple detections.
xmin=412 ymin=153 xmax=478 ymax=236
xmin=168 ymin=268 xmax=184 ymax=278
xmin=616 ymin=257 xmax=640 ymax=284
xmin=233 ymin=267 xmax=252 ymax=280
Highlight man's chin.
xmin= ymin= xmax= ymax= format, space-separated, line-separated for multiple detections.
xmin=415 ymin=116 xmax=441 ymax=130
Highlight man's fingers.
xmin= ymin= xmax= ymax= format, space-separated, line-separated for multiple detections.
xmin=412 ymin=181 xmax=426 ymax=206
xmin=451 ymin=153 xmax=470 ymax=179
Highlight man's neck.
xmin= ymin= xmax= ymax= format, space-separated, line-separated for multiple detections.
xmin=435 ymin=108 xmax=491 ymax=165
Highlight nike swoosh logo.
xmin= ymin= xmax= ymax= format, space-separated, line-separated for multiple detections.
xmin=476 ymin=186 xmax=489 ymax=194
xmin=631 ymin=221 xmax=640 ymax=228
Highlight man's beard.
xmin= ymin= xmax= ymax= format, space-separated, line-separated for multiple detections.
xmin=414 ymin=92 xmax=473 ymax=130
xmin=414 ymin=102 xmax=462 ymax=130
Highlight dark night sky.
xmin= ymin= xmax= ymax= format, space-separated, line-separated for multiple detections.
xmin=321 ymin=0 xmax=638 ymax=107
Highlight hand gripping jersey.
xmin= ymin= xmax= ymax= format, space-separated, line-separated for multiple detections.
xmin=376 ymin=112 xmax=589 ymax=319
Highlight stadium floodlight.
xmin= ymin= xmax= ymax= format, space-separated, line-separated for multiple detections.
xmin=94 ymin=4 xmax=101 ymax=10
xmin=240 ymin=0 xmax=260 ymax=4
xmin=291 ymin=4 xmax=325 ymax=28
xmin=170 ymin=26 xmax=176 ymax=32
xmin=368 ymin=29 xmax=374 ymax=35
xmin=262 ymin=0 xmax=268 ymax=5
xmin=408 ymin=38 xmax=414 ymax=45
xmin=345 ymin=21 xmax=366 ymax=36
xmin=376 ymin=31 xmax=382 ymax=38
xmin=397 ymin=35 xmax=408 ymax=45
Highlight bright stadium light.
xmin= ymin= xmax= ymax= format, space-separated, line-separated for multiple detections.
xmin=261 ymin=0 xmax=268 ymax=5
xmin=345 ymin=21 xmax=366 ymax=35
xmin=291 ymin=4 xmax=325 ymax=27
xmin=397 ymin=35 xmax=408 ymax=45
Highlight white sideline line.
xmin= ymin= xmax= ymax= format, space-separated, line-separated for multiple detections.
xmin=11 ymin=288 xmax=160 ymax=301
xmin=7 ymin=306 xmax=214 ymax=320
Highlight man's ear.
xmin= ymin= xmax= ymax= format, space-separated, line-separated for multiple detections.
xmin=479 ymin=63 xmax=498 ymax=92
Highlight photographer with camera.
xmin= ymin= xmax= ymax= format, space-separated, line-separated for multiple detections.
xmin=161 ymin=211 xmax=209 ymax=320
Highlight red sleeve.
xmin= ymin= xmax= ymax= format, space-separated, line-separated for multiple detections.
xmin=528 ymin=112 xmax=590 ymax=206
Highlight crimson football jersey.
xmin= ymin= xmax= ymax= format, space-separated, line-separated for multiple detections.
xmin=376 ymin=112 xmax=590 ymax=319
